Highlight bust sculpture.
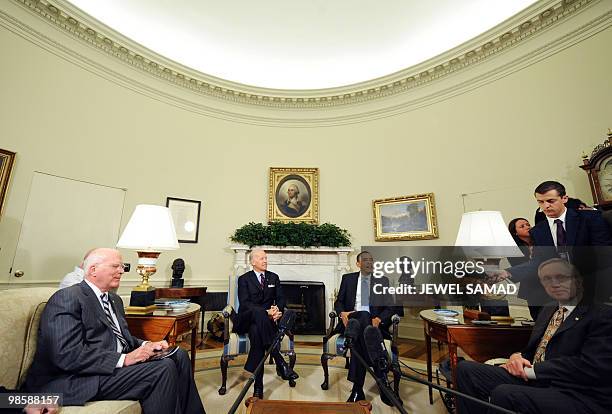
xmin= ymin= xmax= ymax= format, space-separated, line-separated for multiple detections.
xmin=171 ymin=258 xmax=185 ymax=288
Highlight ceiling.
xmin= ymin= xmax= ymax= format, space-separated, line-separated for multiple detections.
xmin=66 ymin=0 xmax=538 ymax=90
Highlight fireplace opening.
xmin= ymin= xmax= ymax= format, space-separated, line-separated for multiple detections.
xmin=280 ymin=281 xmax=325 ymax=335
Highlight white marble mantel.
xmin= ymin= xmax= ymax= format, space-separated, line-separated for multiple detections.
xmin=230 ymin=245 xmax=353 ymax=317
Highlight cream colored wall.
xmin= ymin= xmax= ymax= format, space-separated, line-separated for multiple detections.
xmin=0 ymin=18 xmax=610 ymax=291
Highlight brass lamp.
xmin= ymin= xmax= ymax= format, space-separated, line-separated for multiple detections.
xmin=117 ymin=204 xmax=179 ymax=314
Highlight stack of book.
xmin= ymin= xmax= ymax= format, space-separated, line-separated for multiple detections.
xmin=155 ymin=298 xmax=191 ymax=310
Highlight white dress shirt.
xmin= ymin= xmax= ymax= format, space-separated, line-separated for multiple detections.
xmin=59 ymin=266 xmax=84 ymax=289
xmin=355 ymin=273 xmax=370 ymax=312
xmin=546 ymin=208 xmax=567 ymax=247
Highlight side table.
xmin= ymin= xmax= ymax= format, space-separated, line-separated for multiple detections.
xmin=126 ymin=303 xmax=200 ymax=377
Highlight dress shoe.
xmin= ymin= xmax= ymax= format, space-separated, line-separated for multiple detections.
xmin=275 ymin=359 xmax=299 ymax=381
xmin=273 ymin=352 xmax=299 ymax=381
xmin=253 ymin=385 xmax=264 ymax=399
xmin=346 ymin=388 xmax=366 ymax=403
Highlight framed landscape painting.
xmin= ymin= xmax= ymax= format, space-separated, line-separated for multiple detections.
xmin=373 ymin=193 xmax=438 ymax=241
xmin=268 ymin=167 xmax=319 ymax=223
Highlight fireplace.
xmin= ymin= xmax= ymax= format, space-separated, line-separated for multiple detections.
xmin=281 ymin=281 xmax=325 ymax=335
xmin=230 ymin=245 xmax=353 ymax=320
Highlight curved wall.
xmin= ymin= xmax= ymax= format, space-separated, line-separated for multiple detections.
xmin=0 ymin=0 xmax=611 ymax=290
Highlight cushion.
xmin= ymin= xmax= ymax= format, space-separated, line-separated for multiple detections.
xmin=0 ymin=287 xmax=56 ymax=389
xmin=224 ymin=332 xmax=293 ymax=356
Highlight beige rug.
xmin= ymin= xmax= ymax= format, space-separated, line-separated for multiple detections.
xmin=193 ymin=349 xmax=448 ymax=414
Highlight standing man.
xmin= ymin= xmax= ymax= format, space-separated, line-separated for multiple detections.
xmin=24 ymin=248 xmax=205 ymax=414
xmin=334 ymin=251 xmax=395 ymax=404
xmin=491 ymin=181 xmax=612 ymax=318
xmin=233 ymin=249 xmax=298 ymax=399
xmin=457 ymin=259 xmax=612 ymax=414
xmin=58 ymin=249 xmax=94 ymax=289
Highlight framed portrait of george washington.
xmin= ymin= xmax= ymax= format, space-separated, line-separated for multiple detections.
xmin=373 ymin=193 xmax=439 ymax=241
xmin=0 ymin=148 xmax=16 ymax=218
xmin=268 ymin=167 xmax=319 ymax=223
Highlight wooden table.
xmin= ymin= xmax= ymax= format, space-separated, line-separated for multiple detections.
xmin=155 ymin=287 xmax=207 ymax=342
xmin=420 ymin=309 xmax=533 ymax=404
xmin=126 ymin=303 xmax=200 ymax=376
xmin=245 ymin=397 xmax=372 ymax=413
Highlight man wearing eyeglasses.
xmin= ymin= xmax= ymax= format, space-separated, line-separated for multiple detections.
xmin=24 ymin=248 xmax=205 ymax=414
xmin=457 ymin=258 xmax=612 ymax=414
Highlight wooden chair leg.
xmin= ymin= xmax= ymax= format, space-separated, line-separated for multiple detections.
xmin=320 ymin=353 xmax=331 ymax=390
xmin=289 ymin=351 xmax=297 ymax=387
xmin=218 ymin=355 xmax=228 ymax=395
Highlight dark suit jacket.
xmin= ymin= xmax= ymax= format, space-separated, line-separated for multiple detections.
xmin=509 ymin=209 xmax=612 ymax=302
xmin=333 ymin=272 xmax=395 ymax=335
xmin=23 ymin=281 xmax=143 ymax=405
xmin=235 ymin=270 xmax=285 ymax=333
xmin=522 ymin=303 xmax=612 ymax=411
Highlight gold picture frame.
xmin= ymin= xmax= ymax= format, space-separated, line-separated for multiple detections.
xmin=0 ymin=148 xmax=16 ymax=218
xmin=373 ymin=193 xmax=438 ymax=241
xmin=268 ymin=167 xmax=319 ymax=223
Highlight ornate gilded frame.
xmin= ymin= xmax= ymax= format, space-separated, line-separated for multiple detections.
xmin=0 ymin=149 xmax=16 ymax=218
xmin=373 ymin=193 xmax=438 ymax=241
xmin=268 ymin=167 xmax=319 ymax=223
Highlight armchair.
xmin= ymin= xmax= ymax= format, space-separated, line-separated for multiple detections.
xmin=320 ymin=311 xmax=401 ymax=395
xmin=218 ymin=275 xmax=296 ymax=395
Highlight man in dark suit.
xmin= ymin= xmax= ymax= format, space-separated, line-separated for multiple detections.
xmin=492 ymin=181 xmax=612 ymax=318
xmin=23 ymin=248 xmax=205 ymax=414
xmin=457 ymin=258 xmax=612 ymax=414
xmin=233 ymin=249 xmax=298 ymax=399
xmin=334 ymin=251 xmax=395 ymax=404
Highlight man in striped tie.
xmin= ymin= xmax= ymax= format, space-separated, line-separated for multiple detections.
xmin=456 ymin=258 xmax=612 ymax=414
xmin=24 ymin=248 xmax=205 ymax=414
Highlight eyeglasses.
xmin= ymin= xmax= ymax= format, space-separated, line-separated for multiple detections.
xmin=539 ymin=274 xmax=573 ymax=285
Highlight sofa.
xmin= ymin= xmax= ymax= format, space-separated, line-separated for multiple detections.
xmin=0 ymin=287 xmax=141 ymax=414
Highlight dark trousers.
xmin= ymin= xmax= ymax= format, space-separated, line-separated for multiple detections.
xmin=456 ymin=360 xmax=594 ymax=414
xmin=236 ymin=308 xmax=278 ymax=388
xmin=96 ymin=348 xmax=205 ymax=414
xmin=347 ymin=311 xmax=375 ymax=389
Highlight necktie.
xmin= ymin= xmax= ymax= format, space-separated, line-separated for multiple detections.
xmin=532 ymin=306 xmax=567 ymax=363
xmin=555 ymin=219 xmax=566 ymax=247
xmin=258 ymin=273 xmax=265 ymax=289
xmin=361 ymin=277 xmax=370 ymax=310
xmin=101 ymin=293 xmax=129 ymax=351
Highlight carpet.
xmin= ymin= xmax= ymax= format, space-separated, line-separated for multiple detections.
xmin=193 ymin=348 xmax=448 ymax=414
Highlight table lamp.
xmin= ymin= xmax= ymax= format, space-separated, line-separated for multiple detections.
xmin=455 ymin=210 xmax=523 ymax=267
xmin=117 ymin=204 xmax=179 ymax=314
xmin=455 ymin=211 xmax=523 ymax=311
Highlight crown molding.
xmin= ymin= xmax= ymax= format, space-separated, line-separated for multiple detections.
xmin=1 ymin=0 xmax=611 ymax=126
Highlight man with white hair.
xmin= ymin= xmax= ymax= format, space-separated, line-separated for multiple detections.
xmin=231 ymin=249 xmax=298 ymax=399
xmin=24 ymin=248 xmax=205 ymax=414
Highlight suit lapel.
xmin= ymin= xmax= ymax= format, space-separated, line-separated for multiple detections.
xmin=554 ymin=304 xmax=588 ymax=336
xmin=79 ymin=281 xmax=114 ymax=330
xmin=533 ymin=221 xmax=554 ymax=246
xmin=564 ymin=208 xmax=579 ymax=246
xmin=526 ymin=306 xmax=556 ymax=350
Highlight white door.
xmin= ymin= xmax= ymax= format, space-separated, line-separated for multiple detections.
xmin=10 ymin=172 xmax=125 ymax=285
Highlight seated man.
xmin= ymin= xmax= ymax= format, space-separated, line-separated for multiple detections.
xmin=232 ymin=249 xmax=298 ymax=399
xmin=24 ymin=248 xmax=205 ymax=414
xmin=334 ymin=251 xmax=395 ymax=404
xmin=457 ymin=258 xmax=612 ymax=414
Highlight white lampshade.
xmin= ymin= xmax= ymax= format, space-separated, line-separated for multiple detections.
xmin=455 ymin=211 xmax=523 ymax=258
xmin=117 ymin=205 xmax=179 ymax=251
